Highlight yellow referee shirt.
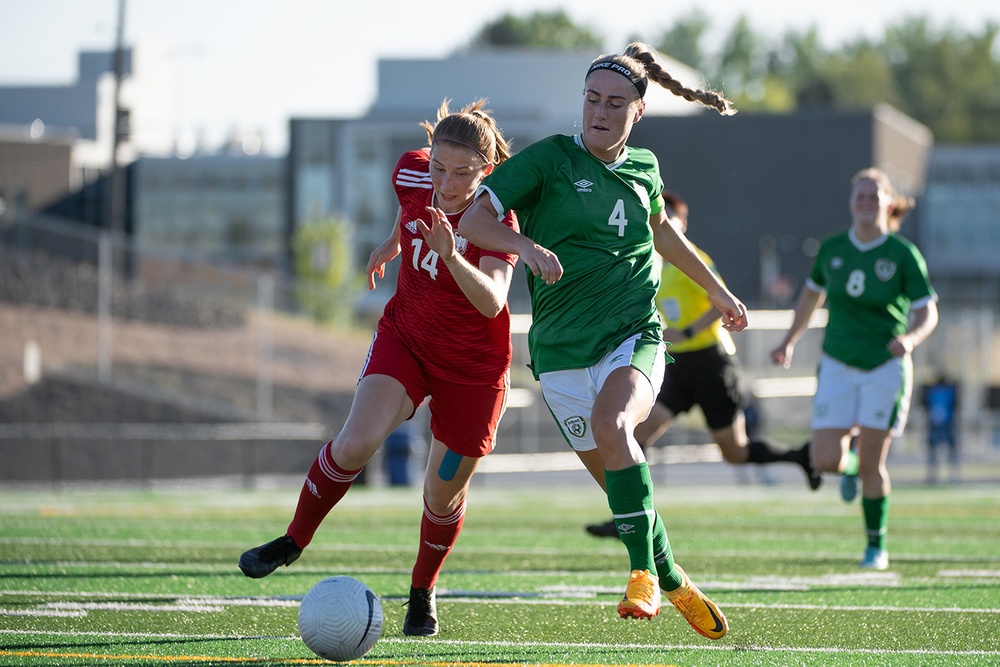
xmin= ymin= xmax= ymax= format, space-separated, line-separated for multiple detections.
xmin=656 ymin=246 xmax=736 ymax=356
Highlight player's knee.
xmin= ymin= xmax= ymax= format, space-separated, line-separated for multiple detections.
xmin=590 ymin=410 xmax=626 ymax=448
xmin=422 ymin=483 xmax=466 ymax=517
xmin=329 ymin=435 xmax=380 ymax=470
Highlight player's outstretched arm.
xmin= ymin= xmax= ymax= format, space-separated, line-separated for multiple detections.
xmin=651 ymin=209 xmax=746 ymax=331
xmin=459 ymin=195 xmax=563 ymax=285
xmin=366 ymin=208 xmax=403 ymax=290
xmin=771 ymin=287 xmax=824 ymax=368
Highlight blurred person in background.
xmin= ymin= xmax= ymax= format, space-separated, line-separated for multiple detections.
xmin=922 ymin=373 xmax=960 ymax=484
xmin=771 ymin=167 xmax=938 ymax=571
xmin=459 ymin=42 xmax=743 ymax=640
xmin=585 ymin=192 xmax=820 ymax=539
xmin=240 ymin=99 xmax=518 ymax=637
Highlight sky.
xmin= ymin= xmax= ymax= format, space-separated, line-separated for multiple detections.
xmin=1 ymin=0 xmax=997 ymax=155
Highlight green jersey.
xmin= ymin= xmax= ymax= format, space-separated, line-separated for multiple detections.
xmin=809 ymin=230 xmax=937 ymax=370
xmin=480 ymin=134 xmax=664 ymax=377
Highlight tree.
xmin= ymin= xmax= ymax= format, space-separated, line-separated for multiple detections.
xmin=292 ymin=217 xmax=360 ymax=325
xmin=885 ymin=19 xmax=1000 ymax=143
xmin=823 ymin=41 xmax=901 ymax=111
xmin=716 ymin=16 xmax=769 ymax=100
xmin=653 ymin=10 xmax=710 ymax=73
xmin=467 ymin=10 xmax=603 ymax=51
xmin=639 ymin=13 xmax=1000 ymax=142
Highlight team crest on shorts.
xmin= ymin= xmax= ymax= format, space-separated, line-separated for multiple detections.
xmin=564 ymin=416 xmax=587 ymax=438
xmin=875 ymin=259 xmax=897 ymax=281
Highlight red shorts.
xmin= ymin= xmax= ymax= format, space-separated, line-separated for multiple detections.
xmin=361 ymin=329 xmax=509 ymax=458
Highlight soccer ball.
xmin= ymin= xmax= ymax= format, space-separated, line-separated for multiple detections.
xmin=298 ymin=576 xmax=383 ymax=662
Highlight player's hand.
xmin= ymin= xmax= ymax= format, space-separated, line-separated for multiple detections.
xmin=887 ymin=335 xmax=912 ymax=358
xmin=520 ymin=243 xmax=563 ymax=284
xmin=771 ymin=342 xmax=794 ymax=369
xmin=366 ymin=237 xmax=401 ymax=290
xmin=709 ymin=289 xmax=747 ymax=333
xmin=420 ymin=206 xmax=457 ymax=261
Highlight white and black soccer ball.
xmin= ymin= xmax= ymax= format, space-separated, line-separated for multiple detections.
xmin=298 ymin=576 xmax=383 ymax=662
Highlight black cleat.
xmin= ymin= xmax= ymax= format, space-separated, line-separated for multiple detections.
xmin=403 ymin=586 xmax=438 ymax=636
xmin=239 ymin=535 xmax=302 ymax=578
xmin=797 ymin=442 xmax=822 ymax=491
xmin=585 ymin=519 xmax=619 ymax=538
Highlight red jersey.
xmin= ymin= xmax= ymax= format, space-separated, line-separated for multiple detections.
xmin=379 ymin=150 xmax=518 ymax=385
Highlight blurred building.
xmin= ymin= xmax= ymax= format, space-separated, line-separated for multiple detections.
xmin=920 ymin=145 xmax=1000 ymax=305
xmin=0 ymin=125 xmax=75 ymax=218
xmin=629 ymin=104 xmax=934 ymax=306
xmin=132 ymin=154 xmax=286 ymax=271
xmin=0 ymin=44 xmax=286 ymax=273
xmin=0 ymin=45 xmax=178 ymax=170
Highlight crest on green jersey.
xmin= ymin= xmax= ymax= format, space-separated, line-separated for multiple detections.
xmin=564 ymin=416 xmax=587 ymax=438
xmin=875 ymin=259 xmax=897 ymax=281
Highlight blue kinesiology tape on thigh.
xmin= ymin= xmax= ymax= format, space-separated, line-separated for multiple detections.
xmin=437 ymin=449 xmax=463 ymax=482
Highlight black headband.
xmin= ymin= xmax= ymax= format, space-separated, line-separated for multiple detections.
xmin=586 ymin=61 xmax=648 ymax=99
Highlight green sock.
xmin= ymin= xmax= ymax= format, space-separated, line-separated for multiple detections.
xmin=605 ymin=463 xmax=656 ymax=576
xmin=651 ymin=511 xmax=682 ymax=590
xmin=862 ymin=496 xmax=890 ymax=550
xmin=843 ymin=449 xmax=860 ymax=476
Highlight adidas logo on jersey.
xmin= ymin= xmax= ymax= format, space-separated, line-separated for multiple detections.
xmin=406 ymin=220 xmax=420 ymax=234
xmin=574 ymin=179 xmax=594 ymax=192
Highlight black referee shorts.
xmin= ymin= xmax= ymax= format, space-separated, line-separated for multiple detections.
xmin=657 ymin=343 xmax=746 ymax=430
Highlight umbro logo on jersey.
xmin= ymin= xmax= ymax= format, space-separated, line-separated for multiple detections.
xmin=574 ymin=179 xmax=594 ymax=192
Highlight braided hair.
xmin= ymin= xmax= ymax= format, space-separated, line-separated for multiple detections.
xmin=588 ymin=42 xmax=736 ymax=116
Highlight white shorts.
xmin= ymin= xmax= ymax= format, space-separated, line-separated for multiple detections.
xmin=811 ymin=353 xmax=913 ymax=437
xmin=538 ymin=333 xmax=666 ymax=452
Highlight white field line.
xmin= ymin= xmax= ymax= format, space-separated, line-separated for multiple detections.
xmin=939 ymin=569 xmax=1000 ymax=577
xmin=4 ymin=537 xmax=1000 ymax=564
xmin=1 ymin=629 xmax=998 ymax=659
xmin=46 ymin=601 xmax=225 ymax=613
xmin=389 ymin=638 xmax=998 ymax=658
xmin=0 ymin=608 xmax=86 ymax=617
xmin=3 ymin=588 xmax=998 ymax=615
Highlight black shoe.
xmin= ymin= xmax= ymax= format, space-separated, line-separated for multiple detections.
xmin=585 ymin=519 xmax=619 ymax=538
xmin=239 ymin=535 xmax=302 ymax=578
xmin=403 ymin=586 xmax=438 ymax=636
xmin=797 ymin=442 xmax=822 ymax=491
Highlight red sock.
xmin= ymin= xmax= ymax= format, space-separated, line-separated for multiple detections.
xmin=411 ymin=499 xmax=465 ymax=590
xmin=286 ymin=442 xmax=362 ymax=548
